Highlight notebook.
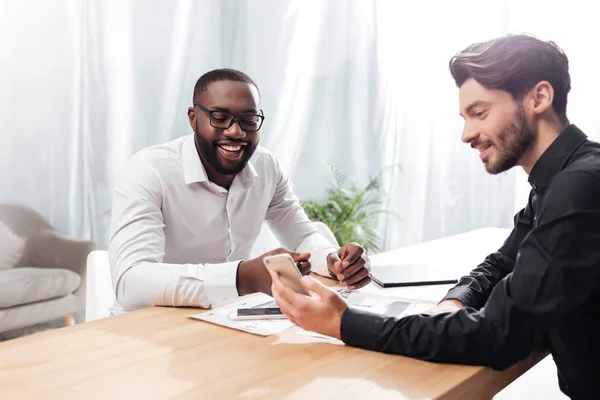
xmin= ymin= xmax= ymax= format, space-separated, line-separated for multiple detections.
xmin=370 ymin=264 xmax=458 ymax=288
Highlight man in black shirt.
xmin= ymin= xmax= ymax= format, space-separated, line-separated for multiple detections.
xmin=270 ymin=34 xmax=600 ymax=399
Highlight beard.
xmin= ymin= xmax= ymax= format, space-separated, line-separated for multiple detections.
xmin=483 ymin=103 xmax=535 ymax=175
xmin=194 ymin=121 xmax=257 ymax=176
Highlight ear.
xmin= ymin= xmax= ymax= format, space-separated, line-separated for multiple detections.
xmin=529 ymin=81 xmax=554 ymax=116
xmin=188 ymin=106 xmax=196 ymax=130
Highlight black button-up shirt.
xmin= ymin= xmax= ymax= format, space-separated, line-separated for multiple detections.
xmin=341 ymin=125 xmax=600 ymax=399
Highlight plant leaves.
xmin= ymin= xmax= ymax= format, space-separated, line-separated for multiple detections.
xmin=301 ymin=163 xmax=400 ymax=252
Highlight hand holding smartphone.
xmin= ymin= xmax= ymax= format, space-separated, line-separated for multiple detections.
xmin=263 ymin=253 xmax=310 ymax=295
xmin=228 ymin=253 xmax=309 ymax=321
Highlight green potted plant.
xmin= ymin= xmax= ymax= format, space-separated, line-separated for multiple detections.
xmin=301 ymin=164 xmax=399 ymax=253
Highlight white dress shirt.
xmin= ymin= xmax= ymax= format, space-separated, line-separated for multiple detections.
xmin=109 ymin=134 xmax=338 ymax=313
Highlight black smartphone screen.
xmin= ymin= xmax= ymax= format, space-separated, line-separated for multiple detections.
xmin=237 ymin=307 xmax=283 ymax=316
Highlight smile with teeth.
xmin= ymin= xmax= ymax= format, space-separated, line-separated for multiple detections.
xmin=218 ymin=144 xmax=244 ymax=152
xmin=216 ymin=142 xmax=247 ymax=160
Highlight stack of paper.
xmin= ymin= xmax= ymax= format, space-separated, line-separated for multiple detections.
xmin=189 ymin=289 xmax=435 ymax=337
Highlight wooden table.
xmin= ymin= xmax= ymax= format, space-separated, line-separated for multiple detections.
xmin=0 ymin=228 xmax=546 ymax=399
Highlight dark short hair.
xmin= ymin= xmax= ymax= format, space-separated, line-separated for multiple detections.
xmin=192 ymin=68 xmax=258 ymax=103
xmin=449 ymin=34 xmax=571 ymax=123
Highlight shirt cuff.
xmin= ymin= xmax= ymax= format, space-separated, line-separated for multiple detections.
xmin=340 ymin=307 xmax=388 ymax=351
xmin=200 ymin=260 xmax=241 ymax=307
xmin=295 ymin=233 xmax=339 ymax=277
xmin=441 ymin=286 xmax=476 ymax=307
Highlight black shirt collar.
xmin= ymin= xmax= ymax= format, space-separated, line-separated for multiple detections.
xmin=528 ymin=124 xmax=587 ymax=189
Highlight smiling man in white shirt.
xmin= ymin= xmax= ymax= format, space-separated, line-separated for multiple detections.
xmin=108 ymin=69 xmax=371 ymax=313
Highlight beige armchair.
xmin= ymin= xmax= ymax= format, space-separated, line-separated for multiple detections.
xmin=0 ymin=205 xmax=95 ymax=333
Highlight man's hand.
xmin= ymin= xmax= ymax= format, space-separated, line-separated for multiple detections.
xmin=270 ymin=271 xmax=348 ymax=340
xmin=327 ymin=243 xmax=371 ymax=289
xmin=423 ymin=299 xmax=464 ymax=316
xmin=237 ymin=248 xmax=311 ymax=296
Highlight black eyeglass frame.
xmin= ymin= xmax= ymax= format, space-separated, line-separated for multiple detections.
xmin=194 ymin=103 xmax=265 ymax=132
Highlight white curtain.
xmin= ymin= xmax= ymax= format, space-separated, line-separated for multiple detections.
xmin=2 ymin=0 xmax=600 ymax=251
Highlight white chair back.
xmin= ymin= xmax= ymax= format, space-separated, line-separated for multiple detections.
xmin=85 ymin=250 xmax=114 ymax=322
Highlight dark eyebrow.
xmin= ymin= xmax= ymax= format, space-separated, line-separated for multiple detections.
xmin=460 ymin=101 xmax=491 ymax=118
xmin=211 ymin=106 xmax=259 ymax=114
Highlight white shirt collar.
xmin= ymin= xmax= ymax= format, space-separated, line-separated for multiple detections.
xmin=238 ymin=156 xmax=259 ymax=188
xmin=182 ymin=136 xmax=209 ymax=184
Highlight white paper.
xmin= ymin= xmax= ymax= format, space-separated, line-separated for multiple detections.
xmin=188 ymin=294 xmax=293 ymax=336
xmin=338 ymin=289 xmax=435 ymax=318
xmin=295 ymin=290 xmax=435 ymax=340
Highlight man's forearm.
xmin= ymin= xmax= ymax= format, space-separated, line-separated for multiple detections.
xmin=339 ymin=303 xmax=528 ymax=370
xmin=236 ymin=259 xmax=272 ymax=296
xmin=442 ymin=251 xmax=514 ymax=309
xmin=443 ymin=203 xmax=532 ymax=309
xmin=114 ymin=260 xmax=240 ymax=311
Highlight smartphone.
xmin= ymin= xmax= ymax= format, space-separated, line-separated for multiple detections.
xmin=229 ymin=307 xmax=287 ymax=321
xmin=263 ymin=253 xmax=310 ymax=295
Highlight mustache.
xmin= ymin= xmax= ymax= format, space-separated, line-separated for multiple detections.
xmin=214 ymin=139 xmax=249 ymax=145
xmin=193 ymin=122 xmax=251 ymax=146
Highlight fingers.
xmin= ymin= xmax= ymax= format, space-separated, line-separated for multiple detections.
xmin=343 ymin=266 xmax=370 ymax=287
xmin=339 ymin=244 xmax=364 ymax=266
xmin=263 ymin=249 xmax=312 ymax=276
xmin=336 ymin=259 xmax=365 ymax=281
xmin=326 ymin=252 xmax=345 ymax=275
xmin=423 ymin=306 xmax=456 ymax=316
xmin=334 ymin=245 xmax=370 ymax=287
xmin=301 ymin=276 xmax=336 ymax=300
xmin=270 ymin=271 xmax=299 ymax=319
xmin=297 ymin=261 xmax=312 ymax=276
xmin=330 ymin=244 xmax=365 ymax=276
xmin=423 ymin=300 xmax=463 ymax=316
xmin=291 ymin=251 xmax=311 ymax=262
xmin=346 ymin=273 xmax=371 ymax=290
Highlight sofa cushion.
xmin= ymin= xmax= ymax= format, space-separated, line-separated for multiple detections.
xmin=0 ymin=222 xmax=25 ymax=269
xmin=0 ymin=267 xmax=81 ymax=308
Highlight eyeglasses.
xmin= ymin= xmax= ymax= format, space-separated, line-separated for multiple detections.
xmin=194 ymin=103 xmax=265 ymax=132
